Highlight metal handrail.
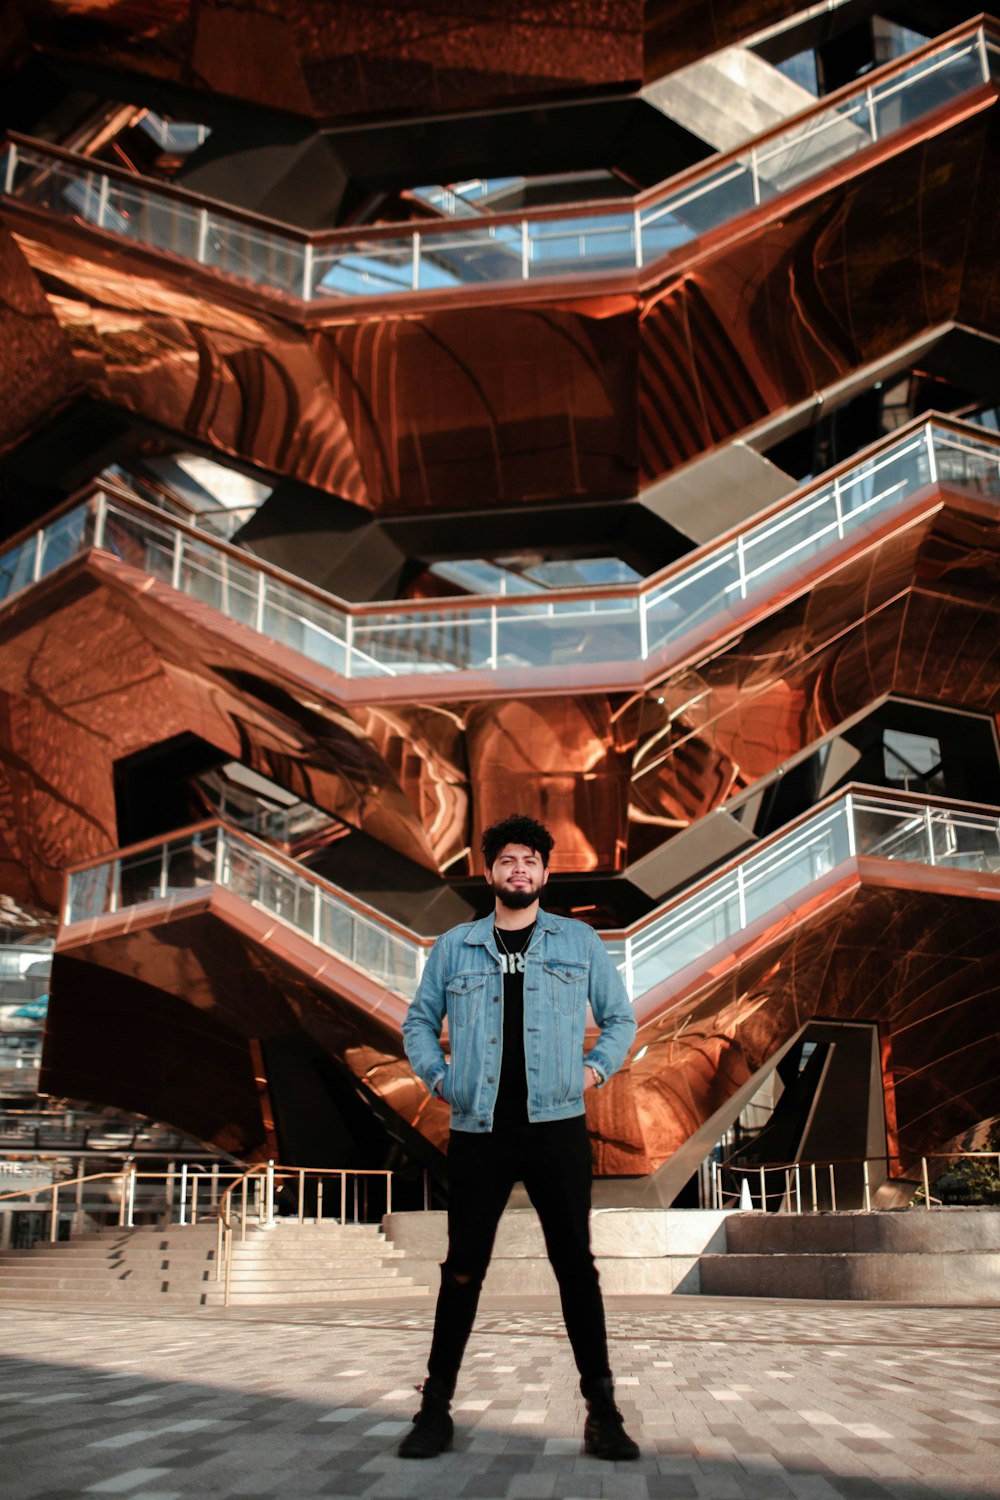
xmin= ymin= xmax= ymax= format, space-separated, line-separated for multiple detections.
xmin=1 ymin=17 xmax=994 ymax=301
xmin=215 ymin=1162 xmax=394 ymax=1306
xmin=0 ymin=1163 xmax=248 ymax=1242
xmin=2 ymin=415 xmax=998 ymax=685
xmin=714 ymin=1151 xmax=1000 ymax=1212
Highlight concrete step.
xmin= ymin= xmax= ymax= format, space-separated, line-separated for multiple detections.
xmin=700 ymin=1251 xmax=1000 ymax=1302
xmin=202 ymin=1283 xmax=431 ymax=1306
xmin=725 ymin=1207 xmax=1000 ymax=1254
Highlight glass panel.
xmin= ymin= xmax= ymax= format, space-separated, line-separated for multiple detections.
xmin=418 ymin=224 xmax=523 ymax=287
xmin=37 ymin=506 xmax=90 ymax=577
xmin=0 ymin=538 xmax=38 ymax=603
xmin=353 ymin=609 xmax=491 ymax=674
xmin=313 ymin=239 xmax=418 ymax=297
xmin=66 ymin=863 xmax=113 ymax=922
xmin=527 ymin=214 xmax=636 ymax=277
xmin=741 ymin=811 xmax=849 ymax=925
xmin=757 ymin=96 xmax=873 ymax=195
xmin=872 ymin=43 xmax=982 ymax=136
xmin=318 ymin=895 xmax=355 ymax=956
xmin=644 ymin=548 xmax=742 ymax=655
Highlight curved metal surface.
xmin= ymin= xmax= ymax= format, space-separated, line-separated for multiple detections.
xmin=4 ymin=98 xmax=996 ymax=505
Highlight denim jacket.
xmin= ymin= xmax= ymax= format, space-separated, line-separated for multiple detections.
xmin=402 ymin=909 xmax=636 ymax=1132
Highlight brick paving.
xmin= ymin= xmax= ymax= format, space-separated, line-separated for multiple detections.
xmin=1 ymin=1296 xmax=999 ymax=1500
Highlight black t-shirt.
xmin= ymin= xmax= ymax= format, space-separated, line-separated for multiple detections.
xmin=492 ymin=922 xmax=535 ymax=1128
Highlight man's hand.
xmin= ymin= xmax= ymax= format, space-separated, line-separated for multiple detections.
xmin=583 ymin=1064 xmax=600 ymax=1092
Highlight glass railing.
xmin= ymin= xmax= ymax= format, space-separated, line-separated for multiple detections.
xmin=2 ymin=22 xmax=995 ymax=301
xmin=2 ymin=419 xmax=998 ymax=683
xmin=61 ymin=788 xmax=1000 ymax=1004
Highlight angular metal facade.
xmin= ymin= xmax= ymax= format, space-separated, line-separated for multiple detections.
xmin=1 ymin=3 xmax=998 ymax=1202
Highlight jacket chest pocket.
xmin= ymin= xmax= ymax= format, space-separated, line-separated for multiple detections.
xmin=542 ymin=960 xmax=587 ymax=1018
xmin=446 ymin=972 xmax=487 ymax=1028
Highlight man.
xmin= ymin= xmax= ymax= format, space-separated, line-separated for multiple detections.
xmin=399 ymin=813 xmax=639 ymax=1461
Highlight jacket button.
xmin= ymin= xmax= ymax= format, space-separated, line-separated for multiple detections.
xmin=487 ymin=1076 xmax=494 ymax=1083
xmin=493 ymin=996 xmax=500 ymax=1003
xmin=490 ymin=1037 xmax=498 ymax=1044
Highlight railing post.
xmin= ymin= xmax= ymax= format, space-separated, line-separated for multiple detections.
xmin=735 ymin=864 xmax=747 ymax=931
xmin=302 ymin=240 xmax=314 ymax=301
xmin=49 ymin=1183 xmax=59 ymax=1243
xmin=171 ymin=529 xmax=183 ymax=590
xmin=159 ymin=842 xmax=169 ymax=900
xmin=922 ymin=1155 xmax=931 ymax=1210
xmin=32 ymin=528 xmax=44 ymax=584
xmin=924 ymin=803 xmax=936 ymax=865
xmin=794 ymin=1164 xmax=802 ymax=1214
xmin=489 ymin=607 xmax=499 ymax=671
xmin=118 ymin=1168 xmax=127 ymax=1226
xmin=810 ymin=1161 xmax=818 ymax=1212
xmin=316 ymin=1177 xmax=323 ymax=1220
xmin=110 ymin=858 xmax=121 ymax=914
xmin=520 ymin=220 xmax=529 ymax=279
xmin=93 ymin=489 xmax=108 ymax=551
xmin=178 ymin=1162 xmax=188 ymax=1225
xmin=926 ymin=425 xmax=938 ymax=485
xmin=96 ymin=173 xmax=110 ymax=230
xmin=411 ymin=232 xmax=420 ymax=292
xmin=298 ymin=1169 xmax=305 ymax=1224
xmin=748 ymin=147 xmax=761 ymax=206
xmin=255 ymin=571 xmax=266 ymax=633
xmin=977 ymin=25 xmax=989 ymax=82
xmin=638 ymin=593 xmax=649 ymax=661
xmin=865 ymin=84 xmax=877 ymax=139
xmin=266 ymin=1160 xmax=275 ymax=1226
xmin=758 ymin=1166 xmax=766 ymax=1212
xmin=832 ymin=475 xmax=844 ymax=540
xmin=828 ymin=1162 xmax=837 ymax=1212
xmin=862 ymin=1158 xmax=871 ymax=1211
xmin=3 ymin=142 xmax=17 ymax=196
xmin=386 ymin=1171 xmax=392 ymax=1219
xmin=214 ymin=829 xmax=226 ymax=887
xmin=344 ymin=613 xmax=354 ymax=678
xmin=126 ymin=1164 xmax=136 ymax=1227
xmin=340 ymin=1172 xmax=347 ymax=1226
xmin=191 ymin=1174 xmax=199 ymax=1225
xmin=711 ymin=1157 xmax=719 ymax=1210
xmin=633 ymin=207 xmax=643 ymax=269
xmin=845 ymin=792 xmax=856 ymax=858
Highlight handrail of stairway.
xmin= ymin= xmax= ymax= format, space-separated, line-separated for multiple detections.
xmin=2 ymin=414 xmax=999 ymax=686
xmin=713 ymin=1151 xmax=1000 ymax=1213
xmin=215 ymin=1162 xmax=394 ymax=1306
xmin=1 ymin=16 xmax=994 ymax=301
xmin=57 ymin=783 xmax=1000 ymax=1016
xmin=0 ymin=1163 xmax=249 ymax=1242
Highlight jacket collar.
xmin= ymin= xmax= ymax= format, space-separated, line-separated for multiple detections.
xmin=464 ymin=908 xmax=561 ymax=946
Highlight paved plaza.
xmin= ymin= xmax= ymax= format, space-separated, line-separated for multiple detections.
xmin=2 ymin=1295 xmax=1000 ymax=1500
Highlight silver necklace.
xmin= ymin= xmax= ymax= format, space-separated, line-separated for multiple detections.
xmin=494 ymin=923 xmax=534 ymax=961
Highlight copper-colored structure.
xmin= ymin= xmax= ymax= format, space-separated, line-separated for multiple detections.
xmin=1 ymin=3 xmax=999 ymax=1204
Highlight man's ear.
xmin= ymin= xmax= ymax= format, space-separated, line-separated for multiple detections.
xmin=541 ymin=865 xmax=550 ymax=887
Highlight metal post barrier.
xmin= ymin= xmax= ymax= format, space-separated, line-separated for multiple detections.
xmin=298 ymin=1169 xmax=305 ymax=1224
xmin=794 ymin=1164 xmax=802 ymax=1215
xmin=784 ymin=1168 xmax=792 ymax=1213
xmin=49 ymin=1183 xmax=59 ymax=1243
xmin=240 ymin=1179 xmax=248 ymax=1241
xmin=191 ymin=1175 xmax=199 ymax=1225
xmin=810 ymin=1161 xmax=818 ymax=1212
xmin=340 ymin=1173 xmax=347 ymax=1226
xmin=316 ymin=1178 xmax=323 ymax=1221
xmin=829 ymin=1162 xmax=837 ymax=1212
xmin=922 ymin=1156 xmax=931 ymax=1210
xmin=179 ymin=1163 xmax=188 ymax=1225
xmin=126 ymin=1165 xmax=136 ymax=1227
xmin=215 ymin=1212 xmax=224 ymax=1280
xmin=266 ymin=1160 xmax=274 ymax=1226
xmin=759 ymin=1166 xmax=766 ymax=1212
xmin=863 ymin=1159 xmax=872 ymax=1212
xmin=118 ymin=1170 xmax=127 ymax=1226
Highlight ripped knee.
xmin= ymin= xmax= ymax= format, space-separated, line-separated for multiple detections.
xmin=440 ymin=1259 xmax=484 ymax=1292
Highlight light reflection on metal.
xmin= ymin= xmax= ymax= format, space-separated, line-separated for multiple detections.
xmin=50 ymin=787 xmax=1000 ymax=1175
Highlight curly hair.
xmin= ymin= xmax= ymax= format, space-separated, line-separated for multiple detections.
xmin=481 ymin=815 xmax=555 ymax=869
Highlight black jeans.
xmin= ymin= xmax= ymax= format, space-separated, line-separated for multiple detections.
xmin=426 ymin=1115 xmax=611 ymax=1385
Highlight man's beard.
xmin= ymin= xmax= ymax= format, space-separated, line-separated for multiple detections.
xmin=496 ymin=886 xmax=538 ymax=910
